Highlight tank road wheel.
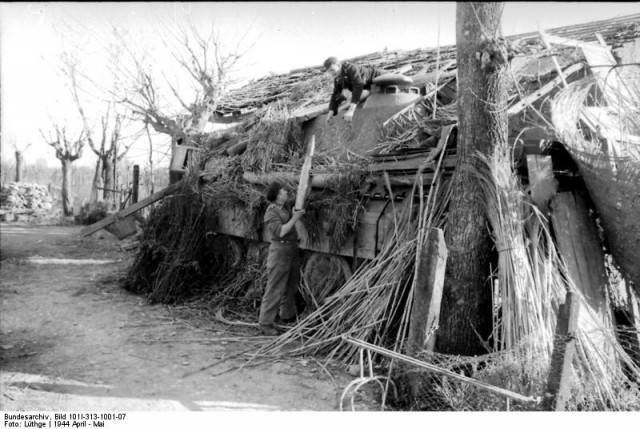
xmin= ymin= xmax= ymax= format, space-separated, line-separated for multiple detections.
xmin=301 ymin=252 xmax=352 ymax=310
xmin=225 ymin=237 xmax=246 ymax=268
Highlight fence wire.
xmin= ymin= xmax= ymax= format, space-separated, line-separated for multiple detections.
xmin=341 ymin=328 xmax=640 ymax=411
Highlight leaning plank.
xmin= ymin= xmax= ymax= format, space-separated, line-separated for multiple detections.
xmin=295 ymin=135 xmax=316 ymax=210
xmin=550 ymin=192 xmax=614 ymax=359
xmin=550 ymin=192 xmax=610 ymax=323
xmin=81 ymin=180 xmax=184 ymax=237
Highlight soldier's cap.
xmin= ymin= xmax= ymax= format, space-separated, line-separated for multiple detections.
xmin=323 ymin=56 xmax=338 ymax=71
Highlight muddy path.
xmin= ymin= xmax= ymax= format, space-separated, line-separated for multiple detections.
xmin=0 ymin=224 xmax=357 ymax=411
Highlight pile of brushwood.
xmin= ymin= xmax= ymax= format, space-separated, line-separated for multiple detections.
xmin=125 ymin=100 xmax=366 ymax=314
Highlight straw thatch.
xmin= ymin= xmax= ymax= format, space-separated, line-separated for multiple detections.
xmin=551 ymin=74 xmax=640 ymax=294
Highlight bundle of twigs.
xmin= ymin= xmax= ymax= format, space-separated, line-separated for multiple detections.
xmin=374 ymin=100 xmax=457 ymax=154
xmin=240 ymin=101 xmax=304 ymax=172
xmin=301 ymin=166 xmax=367 ymax=251
xmin=200 ymin=160 xmax=268 ymax=240
xmin=476 ymin=146 xmax=565 ymax=359
xmin=125 ymin=177 xmax=216 ymax=303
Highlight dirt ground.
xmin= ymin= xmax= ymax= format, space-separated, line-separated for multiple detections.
xmin=0 ymin=223 xmax=362 ymax=411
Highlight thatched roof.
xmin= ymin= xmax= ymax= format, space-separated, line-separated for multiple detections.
xmin=214 ymin=13 xmax=640 ymax=118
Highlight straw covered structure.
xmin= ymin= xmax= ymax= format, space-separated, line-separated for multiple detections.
xmin=551 ymin=72 xmax=640 ymax=294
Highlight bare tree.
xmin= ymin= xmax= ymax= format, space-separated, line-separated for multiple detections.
xmin=63 ymin=53 xmax=135 ymax=205
xmin=40 ymin=125 xmax=85 ymax=216
xmin=437 ymin=2 xmax=509 ymax=355
xmin=116 ymin=22 xmax=252 ymax=144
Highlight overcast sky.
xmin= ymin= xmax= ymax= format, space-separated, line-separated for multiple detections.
xmin=2 ymin=2 xmax=640 ymax=168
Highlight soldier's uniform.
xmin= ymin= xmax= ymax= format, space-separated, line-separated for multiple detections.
xmin=258 ymin=203 xmax=300 ymax=327
xmin=328 ymin=62 xmax=382 ymax=115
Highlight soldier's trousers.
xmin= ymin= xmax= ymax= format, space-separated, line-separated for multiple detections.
xmin=258 ymin=243 xmax=300 ymax=326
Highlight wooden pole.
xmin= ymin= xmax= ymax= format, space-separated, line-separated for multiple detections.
xmin=132 ymin=165 xmax=139 ymax=204
xmin=542 ymin=291 xmax=580 ymax=411
xmin=406 ymin=227 xmax=448 ymax=400
xmin=295 ymin=135 xmax=316 ymax=210
xmin=81 ymin=180 xmax=183 ymax=237
xmin=408 ymin=228 xmax=448 ymax=355
xmin=538 ymin=29 xmax=568 ymax=88
xmin=343 ymin=336 xmax=538 ymax=404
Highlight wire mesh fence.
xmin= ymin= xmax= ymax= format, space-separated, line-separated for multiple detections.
xmin=339 ymin=328 xmax=640 ymax=411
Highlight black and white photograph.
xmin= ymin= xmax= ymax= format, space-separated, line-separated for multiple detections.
xmin=1 ymin=1 xmax=639 ymax=424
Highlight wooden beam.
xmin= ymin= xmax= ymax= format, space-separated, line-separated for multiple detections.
xmin=80 ymin=180 xmax=184 ymax=237
xmin=542 ymin=291 xmax=581 ymax=411
xmin=539 ymin=30 xmax=569 ymax=88
xmin=507 ymin=63 xmax=584 ymax=116
xmin=368 ymin=156 xmax=456 ymax=173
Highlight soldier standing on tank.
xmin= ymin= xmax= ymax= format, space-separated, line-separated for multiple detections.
xmin=323 ymin=56 xmax=383 ymax=123
xmin=258 ymin=183 xmax=305 ymax=336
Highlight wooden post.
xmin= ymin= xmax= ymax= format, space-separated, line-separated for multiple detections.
xmin=14 ymin=150 xmax=23 ymax=182
xmin=408 ymin=228 xmax=448 ymax=354
xmin=132 ymin=165 xmax=139 ymax=204
xmin=406 ymin=228 xmax=448 ymax=399
xmin=542 ymin=291 xmax=580 ymax=411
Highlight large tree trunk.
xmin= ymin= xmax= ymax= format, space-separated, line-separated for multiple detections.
xmin=145 ymin=124 xmax=155 ymax=196
xmin=102 ymin=156 xmax=114 ymax=204
xmin=61 ymin=158 xmax=73 ymax=216
xmin=91 ymin=157 xmax=102 ymax=202
xmin=436 ymin=2 xmax=508 ymax=355
xmin=14 ymin=150 xmax=23 ymax=182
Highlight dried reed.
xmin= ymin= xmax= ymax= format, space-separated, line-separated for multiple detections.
xmin=254 ymin=146 xmax=452 ymax=365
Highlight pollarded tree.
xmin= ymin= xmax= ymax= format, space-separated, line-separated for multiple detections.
xmin=40 ymin=125 xmax=86 ymax=216
xmin=116 ymin=21 xmax=252 ymax=145
xmin=7 ymin=138 xmax=32 ymax=183
xmin=63 ymin=51 xmax=136 ymax=205
xmin=436 ymin=2 xmax=510 ymax=355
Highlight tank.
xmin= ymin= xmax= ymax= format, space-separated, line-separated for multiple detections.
xmin=188 ymin=73 xmax=458 ymax=306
